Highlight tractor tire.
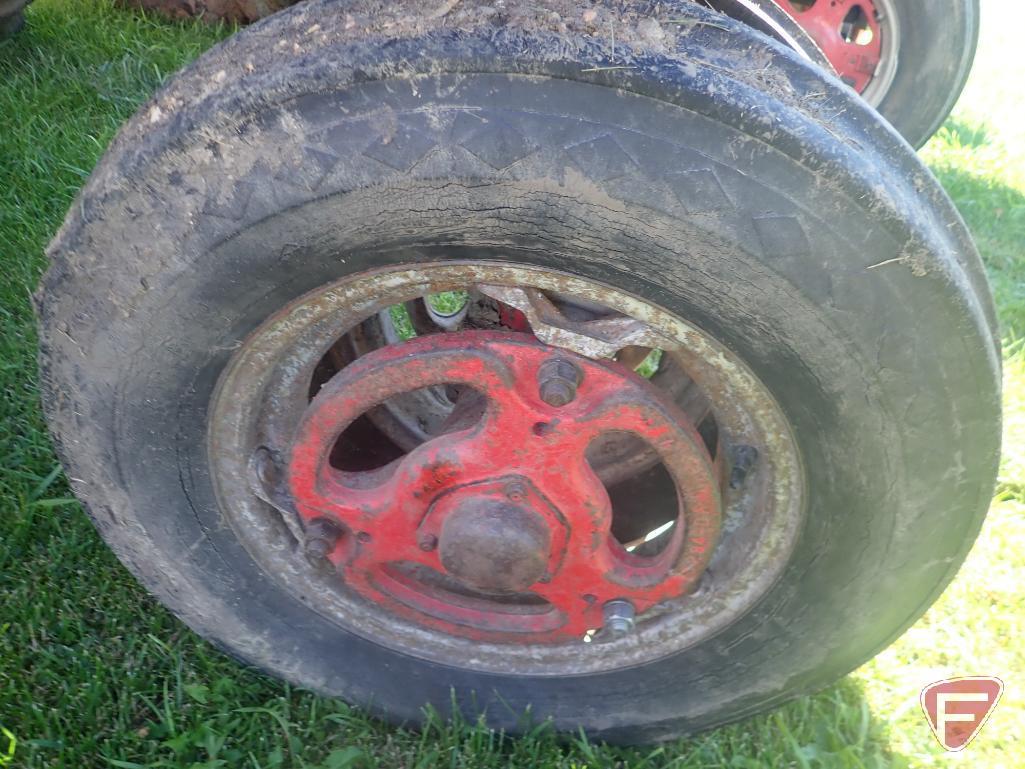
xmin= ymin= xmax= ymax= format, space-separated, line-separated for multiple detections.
xmin=37 ymin=0 xmax=1000 ymax=743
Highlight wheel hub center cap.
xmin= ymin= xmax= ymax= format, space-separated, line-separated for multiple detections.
xmin=439 ymin=497 xmax=551 ymax=593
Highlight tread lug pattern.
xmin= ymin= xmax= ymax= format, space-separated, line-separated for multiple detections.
xmin=362 ymin=123 xmax=437 ymax=171
xmin=455 ymin=114 xmax=535 ymax=170
xmin=666 ymin=169 xmax=733 ymax=213
xmin=564 ymin=134 xmax=637 ymax=182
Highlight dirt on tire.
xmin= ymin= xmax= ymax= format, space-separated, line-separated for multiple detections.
xmin=118 ymin=0 xmax=292 ymax=23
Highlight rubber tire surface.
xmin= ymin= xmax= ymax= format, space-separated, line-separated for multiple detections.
xmin=37 ymin=0 xmax=1000 ymax=742
xmin=0 ymin=0 xmax=29 ymax=38
xmin=866 ymin=0 xmax=980 ymax=148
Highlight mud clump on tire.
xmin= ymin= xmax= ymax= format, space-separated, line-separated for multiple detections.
xmin=114 ymin=0 xmax=683 ymax=51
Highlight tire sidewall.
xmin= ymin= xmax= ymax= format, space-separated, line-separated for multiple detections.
xmin=874 ymin=0 xmax=979 ymax=147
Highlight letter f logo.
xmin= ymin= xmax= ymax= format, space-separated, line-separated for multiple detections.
xmin=921 ymin=677 xmax=1003 ymax=752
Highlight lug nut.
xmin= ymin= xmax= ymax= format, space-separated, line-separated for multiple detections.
xmin=305 ymin=538 xmax=334 ymax=559
xmin=304 ymin=518 xmax=342 ymax=560
xmin=539 ymin=379 xmax=574 ymax=407
xmin=538 ymin=358 xmax=582 ymax=407
xmin=602 ymin=599 xmax=636 ymax=638
xmin=419 ymin=533 xmax=438 ymax=552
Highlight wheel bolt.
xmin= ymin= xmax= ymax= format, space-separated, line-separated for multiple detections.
xmin=538 ymin=358 xmax=582 ymax=407
xmin=505 ymin=481 xmax=527 ymax=502
xmin=602 ymin=599 xmax=636 ymax=638
xmin=304 ymin=518 xmax=342 ymax=560
xmin=419 ymin=533 xmax=438 ymax=552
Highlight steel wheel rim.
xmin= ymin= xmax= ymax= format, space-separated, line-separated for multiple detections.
xmin=208 ymin=261 xmax=804 ymax=675
xmin=779 ymin=0 xmax=901 ymax=106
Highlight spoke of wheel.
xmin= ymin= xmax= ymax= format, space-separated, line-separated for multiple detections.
xmin=478 ymin=284 xmax=670 ymax=359
xmin=285 ymin=329 xmax=724 ymax=641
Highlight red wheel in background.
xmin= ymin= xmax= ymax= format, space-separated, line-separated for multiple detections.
xmin=777 ymin=0 xmax=980 ymax=147
xmin=777 ymin=0 xmax=886 ymax=95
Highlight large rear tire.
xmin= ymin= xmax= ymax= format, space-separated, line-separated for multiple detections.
xmin=38 ymin=0 xmax=999 ymax=742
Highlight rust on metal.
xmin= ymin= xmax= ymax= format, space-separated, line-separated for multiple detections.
xmin=537 ymin=357 xmax=582 ymax=407
xmin=479 ymin=284 xmax=671 ymax=359
xmin=286 ymin=331 xmax=723 ymax=642
xmin=207 ymin=262 xmax=803 ymax=674
xmin=438 ymin=496 xmax=552 ymax=593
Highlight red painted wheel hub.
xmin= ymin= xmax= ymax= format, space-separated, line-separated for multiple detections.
xmin=778 ymin=0 xmax=883 ymax=93
xmin=288 ymin=331 xmax=722 ymax=642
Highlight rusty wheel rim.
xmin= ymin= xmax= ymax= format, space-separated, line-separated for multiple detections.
xmin=209 ymin=263 xmax=803 ymax=674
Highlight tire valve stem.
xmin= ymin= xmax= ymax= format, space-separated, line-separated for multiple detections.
xmin=728 ymin=444 xmax=760 ymax=489
xmin=599 ymin=599 xmax=636 ymax=641
xmin=304 ymin=518 xmax=342 ymax=560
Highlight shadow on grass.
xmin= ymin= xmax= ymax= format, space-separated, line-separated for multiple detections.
xmin=1 ymin=506 xmax=911 ymax=769
xmin=0 ymin=440 xmax=910 ymax=767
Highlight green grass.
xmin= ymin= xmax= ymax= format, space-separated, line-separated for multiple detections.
xmin=1 ymin=1 xmax=1023 ymax=766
